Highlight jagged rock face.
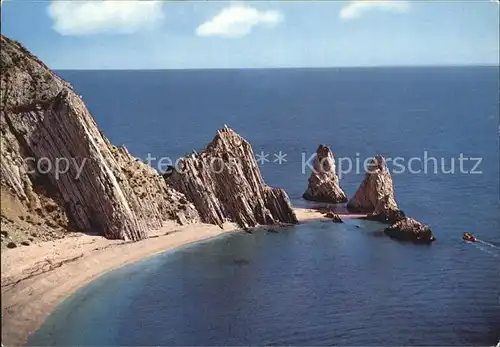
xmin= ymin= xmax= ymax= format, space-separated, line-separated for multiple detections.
xmin=303 ymin=145 xmax=347 ymax=203
xmin=165 ymin=127 xmax=298 ymax=228
xmin=384 ymin=218 xmax=435 ymax=244
xmin=1 ymin=35 xmax=199 ymax=242
xmin=347 ymin=155 xmax=399 ymax=214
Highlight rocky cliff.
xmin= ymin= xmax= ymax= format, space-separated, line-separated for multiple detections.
xmin=166 ymin=127 xmax=298 ymax=228
xmin=1 ymin=35 xmax=200 ymax=244
xmin=303 ymin=145 xmax=347 ymax=203
xmin=347 ymin=155 xmax=399 ymax=215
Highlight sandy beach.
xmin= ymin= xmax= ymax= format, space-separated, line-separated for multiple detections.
xmin=1 ymin=208 xmax=365 ymax=346
xmin=1 ymin=220 xmax=237 ymax=346
xmin=294 ymin=207 xmax=368 ymax=222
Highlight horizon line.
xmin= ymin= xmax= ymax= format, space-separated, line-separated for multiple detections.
xmin=53 ymin=64 xmax=499 ymax=71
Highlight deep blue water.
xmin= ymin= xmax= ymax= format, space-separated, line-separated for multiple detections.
xmin=30 ymin=67 xmax=499 ymax=346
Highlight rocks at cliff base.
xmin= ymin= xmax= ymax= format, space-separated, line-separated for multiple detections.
xmin=384 ymin=218 xmax=435 ymax=244
xmin=1 ymin=35 xmax=200 ymax=242
xmin=165 ymin=127 xmax=298 ymax=228
xmin=303 ymin=145 xmax=347 ymax=203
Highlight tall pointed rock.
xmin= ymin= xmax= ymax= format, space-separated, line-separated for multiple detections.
xmin=165 ymin=127 xmax=298 ymax=228
xmin=348 ymin=155 xmax=435 ymax=243
xmin=347 ymin=155 xmax=399 ymax=214
xmin=303 ymin=145 xmax=347 ymax=203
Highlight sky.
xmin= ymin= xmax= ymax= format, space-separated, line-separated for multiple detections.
xmin=1 ymin=0 xmax=499 ymax=69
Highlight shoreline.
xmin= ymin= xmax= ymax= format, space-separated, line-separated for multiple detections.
xmin=1 ymin=221 xmax=237 ymax=347
xmin=1 ymin=208 xmax=365 ymax=346
xmin=294 ymin=207 xmax=368 ymax=222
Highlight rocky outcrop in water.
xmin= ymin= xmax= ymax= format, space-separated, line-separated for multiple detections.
xmin=303 ymin=145 xmax=347 ymax=203
xmin=384 ymin=218 xmax=435 ymax=244
xmin=363 ymin=205 xmax=406 ymax=225
xmin=324 ymin=211 xmax=343 ymax=223
xmin=165 ymin=127 xmax=298 ymax=228
xmin=347 ymin=155 xmax=435 ymax=242
xmin=1 ymin=35 xmax=200 ymax=243
xmin=347 ymin=155 xmax=400 ymax=218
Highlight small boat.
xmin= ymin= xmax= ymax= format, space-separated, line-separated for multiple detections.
xmin=463 ymin=233 xmax=476 ymax=242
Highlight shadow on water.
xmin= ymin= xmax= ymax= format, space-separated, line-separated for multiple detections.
xmin=232 ymin=258 xmax=251 ymax=266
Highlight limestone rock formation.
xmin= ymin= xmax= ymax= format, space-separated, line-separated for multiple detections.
xmin=347 ymin=154 xmax=435 ymax=242
xmin=1 ymin=35 xmax=199 ymax=243
xmin=384 ymin=218 xmax=435 ymax=244
xmin=165 ymin=127 xmax=298 ymax=228
xmin=347 ymin=155 xmax=400 ymax=217
xmin=303 ymin=145 xmax=347 ymax=203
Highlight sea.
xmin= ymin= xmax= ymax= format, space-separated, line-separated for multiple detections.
xmin=29 ymin=67 xmax=499 ymax=346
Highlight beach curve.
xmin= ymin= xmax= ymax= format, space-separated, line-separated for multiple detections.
xmin=1 ymin=208 xmax=367 ymax=347
xmin=1 ymin=221 xmax=237 ymax=347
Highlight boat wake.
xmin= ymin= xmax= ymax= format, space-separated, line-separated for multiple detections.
xmin=476 ymin=239 xmax=500 ymax=250
xmin=472 ymin=239 xmax=500 ymax=258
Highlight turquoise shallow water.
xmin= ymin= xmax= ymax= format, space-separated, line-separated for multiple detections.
xmin=28 ymin=67 xmax=500 ymax=345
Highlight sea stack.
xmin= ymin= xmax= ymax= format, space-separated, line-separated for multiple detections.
xmin=347 ymin=155 xmax=401 ymax=220
xmin=1 ymin=35 xmax=200 ymax=242
xmin=347 ymin=155 xmax=435 ymax=243
xmin=302 ymin=145 xmax=347 ymax=203
xmin=165 ymin=127 xmax=299 ymax=228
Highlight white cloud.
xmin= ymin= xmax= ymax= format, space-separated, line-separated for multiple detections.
xmin=340 ymin=0 xmax=410 ymax=20
xmin=47 ymin=0 xmax=164 ymax=36
xmin=196 ymin=5 xmax=283 ymax=38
